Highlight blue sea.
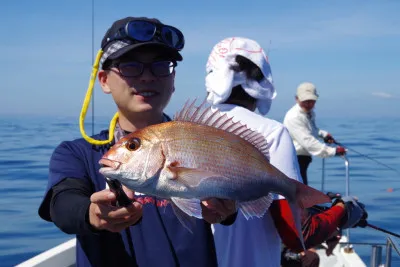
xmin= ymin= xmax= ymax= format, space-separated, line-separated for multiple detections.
xmin=0 ymin=115 xmax=399 ymax=266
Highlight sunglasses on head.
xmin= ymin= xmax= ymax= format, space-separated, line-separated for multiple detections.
xmin=105 ymin=20 xmax=185 ymax=51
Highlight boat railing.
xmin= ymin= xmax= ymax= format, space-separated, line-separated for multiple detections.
xmin=369 ymin=236 xmax=400 ymax=267
xmin=321 ymin=158 xmax=400 ymax=267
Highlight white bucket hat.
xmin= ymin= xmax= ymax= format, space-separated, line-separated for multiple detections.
xmin=205 ymin=37 xmax=276 ymax=115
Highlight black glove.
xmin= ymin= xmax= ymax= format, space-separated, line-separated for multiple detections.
xmin=326 ymin=192 xmax=342 ymax=200
xmin=354 ymin=203 xmax=368 ymax=228
xmin=323 ymin=134 xmax=336 ymax=144
xmin=333 ymin=196 xmax=367 ymax=229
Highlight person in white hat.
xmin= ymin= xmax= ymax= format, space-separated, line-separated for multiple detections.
xmin=283 ymin=82 xmax=346 ymax=186
xmin=205 ymin=37 xmax=364 ymax=267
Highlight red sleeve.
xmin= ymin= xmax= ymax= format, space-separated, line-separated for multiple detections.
xmin=270 ymin=199 xmax=345 ymax=252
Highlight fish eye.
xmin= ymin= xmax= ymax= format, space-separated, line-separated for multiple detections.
xmin=126 ymin=138 xmax=141 ymax=151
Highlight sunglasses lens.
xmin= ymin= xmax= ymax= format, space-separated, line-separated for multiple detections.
xmin=118 ymin=62 xmax=144 ymax=77
xmin=161 ymin=26 xmax=184 ymax=50
xmin=127 ymin=21 xmax=156 ymax=41
xmin=152 ymin=61 xmax=175 ymax=76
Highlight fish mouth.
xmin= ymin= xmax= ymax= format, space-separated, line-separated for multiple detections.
xmin=99 ymin=158 xmax=122 ymax=173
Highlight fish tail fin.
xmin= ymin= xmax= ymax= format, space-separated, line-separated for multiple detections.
xmin=294 ymin=179 xmax=331 ymax=209
xmin=288 ymin=200 xmax=305 ymax=251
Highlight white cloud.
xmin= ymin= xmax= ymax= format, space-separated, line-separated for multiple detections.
xmin=371 ymin=92 xmax=395 ymax=99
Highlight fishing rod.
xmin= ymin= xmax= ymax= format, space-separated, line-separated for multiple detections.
xmin=91 ymin=0 xmax=95 ymax=135
xmin=334 ymin=141 xmax=400 ymax=175
xmin=366 ymin=223 xmax=400 ymax=239
xmin=310 ymin=205 xmax=400 ymax=239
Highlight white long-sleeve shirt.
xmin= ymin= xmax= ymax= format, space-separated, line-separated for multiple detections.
xmin=283 ymin=103 xmax=336 ymax=158
xmin=211 ymin=104 xmax=303 ymax=267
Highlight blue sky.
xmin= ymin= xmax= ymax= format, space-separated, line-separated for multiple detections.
xmin=1 ymin=0 xmax=399 ymax=121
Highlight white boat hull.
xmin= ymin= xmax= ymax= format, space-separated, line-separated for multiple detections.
xmin=17 ymin=235 xmax=369 ymax=267
xmin=316 ymin=236 xmax=367 ymax=267
xmin=16 ymin=238 xmax=76 ymax=267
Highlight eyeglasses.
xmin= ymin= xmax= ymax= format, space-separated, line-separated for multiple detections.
xmin=109 ymin=61 xmax=177 ymax=77
xmin=105 ymin=20 xmax=185 ymax=51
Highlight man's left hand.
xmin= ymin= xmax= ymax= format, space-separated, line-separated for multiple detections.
xmin=201 ymin=198 xmax=236 ymax=224
xmin=324 ymin=134 xmax=336 ymax=144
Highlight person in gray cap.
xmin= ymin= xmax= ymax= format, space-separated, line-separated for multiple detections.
xmin=38 ymin=16 xmax=235 ymax=267
xmin=283 ymin=82 xmax=346 ymax=186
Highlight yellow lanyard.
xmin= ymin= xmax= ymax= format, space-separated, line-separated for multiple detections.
xmin=79 ymin=49 xmax=119 ymax=145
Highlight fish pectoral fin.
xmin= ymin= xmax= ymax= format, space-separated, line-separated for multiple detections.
xmin=171 ymin=197 xmax=203 ymax=219
xmin=170 ymin=201 xmax=197 ymax=234
xmin=165 ymin=161 xmax=181 ymax=180
xmin=238 ymin=194 xmax=273 ymax=220
xmin=167 ymin=166 xmax=226 ymax=188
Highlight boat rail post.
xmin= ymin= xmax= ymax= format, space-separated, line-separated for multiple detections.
xmin=370 ymin=245 xmax=383 ymax=267
xmin=321 ymin=158 xmax=325 ymax=192
xmin=385 ymin=239 xmax=392 ymax=267
xmin=343 ymin=156 xmax=353 ymax=253
xmin=384 ymin=235 xmax=400 ymax=267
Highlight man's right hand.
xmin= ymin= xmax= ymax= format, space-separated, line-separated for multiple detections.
xmin=88 ymin=188 xmax=143 ymax=232
xmin=335 ymin=146 xmax=346 ymax=156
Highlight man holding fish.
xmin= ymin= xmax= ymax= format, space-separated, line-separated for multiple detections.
xmin=38 ymin=17 xmax=236 ymax=267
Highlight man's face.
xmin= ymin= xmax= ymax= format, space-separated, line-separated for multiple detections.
xmin=99 ymin=47 xmax=176 ymax=117
xmin=297 ymin=98 xmax=316 ymax=113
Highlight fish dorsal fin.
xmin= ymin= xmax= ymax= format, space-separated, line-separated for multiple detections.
xmin=174 ymin=99 xmax=270 ymax=158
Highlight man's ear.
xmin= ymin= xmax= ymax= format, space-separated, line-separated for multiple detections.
xmin=98 ymin=70 xmax=111 ymax=94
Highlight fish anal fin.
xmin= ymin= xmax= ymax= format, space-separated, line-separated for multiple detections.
xmin=238 ymin=194 xmax=273 ymax=220
xmin=171 ymin=197 xmax=203 ymax=219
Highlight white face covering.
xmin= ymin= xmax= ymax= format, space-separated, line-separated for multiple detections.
xmin=205 ymin=37 xmax=276 ymax=115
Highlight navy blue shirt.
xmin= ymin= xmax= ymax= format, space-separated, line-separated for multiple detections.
xmin=38 ymin=129 xmax=218 ymax=267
